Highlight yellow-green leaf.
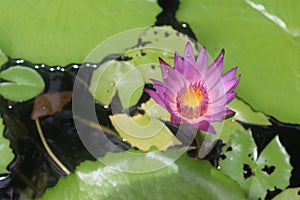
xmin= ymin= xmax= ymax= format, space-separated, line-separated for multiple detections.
xmin=110 ymin=114 xmax=181 ymax=151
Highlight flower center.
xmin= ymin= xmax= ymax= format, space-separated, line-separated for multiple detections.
xmin=176 ymin=82 xmax=209 ymax=119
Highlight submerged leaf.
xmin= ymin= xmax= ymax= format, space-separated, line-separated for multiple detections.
xmin=31 ymin=92 xmax=72 ymax=119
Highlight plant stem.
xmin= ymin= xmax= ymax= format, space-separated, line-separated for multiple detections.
xmin=35 ymin=118 xmax=71 ymax=175
xmin=195 ymin=130 xmax=204 ymax=159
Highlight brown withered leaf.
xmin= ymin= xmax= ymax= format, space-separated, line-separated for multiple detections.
xmin=31 ymin=92 xmax=72 ymax=119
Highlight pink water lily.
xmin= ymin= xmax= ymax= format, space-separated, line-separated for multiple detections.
xmin=145 ymin=42 xmax=240 ymax=134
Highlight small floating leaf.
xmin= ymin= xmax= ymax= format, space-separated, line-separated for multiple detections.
xmin=0 ymin=66 xmax=45 ymax=101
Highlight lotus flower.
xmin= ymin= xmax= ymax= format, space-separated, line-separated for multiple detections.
xmin=145 ymin=42 xmax=240 ymax=134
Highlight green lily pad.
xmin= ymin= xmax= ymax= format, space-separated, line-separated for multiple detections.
xmin=123 ymin=26 xmax=199 ymax=83
xmin=219 ymin=130 xmax=292 ymax=199
xmin=122 ymin=47 xmax=168 ymax=83
xmin=246 ymin=0 xmax=300 ymax=44
xmin=0 ymin=118 xmax=14 ymax=173
xmin=110 ymin=114 xmax=181 ymax=151
xmin=273 ymin=188 xmax=300 ymax=200
xmin=0 ymin=48 xmax=7 ymax=67
xmin=219 ymin=119 xmax=246 ymax=144
xmin=229 ymin=98 xmax=271 ymax=125
xmin=40 ymin=151 xmax=246 ymax=200
xmin=89 ymin=61 xmax=144 ymax=107
xmin=0 ymin=0 xmax=160 ymax=65
xmin=177 ymin=0 xmax=300 ymax=123
xmin=89 ymin=26 xmax=198 ymax=107
xmin=0 ymin=66 xmax=45 ymax=101
xmin=116 ymin=67 xmax=144 ymax=108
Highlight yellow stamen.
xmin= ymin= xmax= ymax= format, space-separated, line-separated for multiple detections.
xmin=176 ymin=83 xmax=208 ymax=119
xmin=182 ymin=86 xmax=203 ymax=108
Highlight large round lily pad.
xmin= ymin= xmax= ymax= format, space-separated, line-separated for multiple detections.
xmin=177 ymin=0 xmax=300 ymax=123
xmin=40 ymin=151 xmax=246 ymax=200
xmin=0 ymin=0 xmax=160 ymax=65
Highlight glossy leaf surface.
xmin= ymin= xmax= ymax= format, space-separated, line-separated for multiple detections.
xmin=0 ymin=0 xmax=160 ymax=65
xmin=177 ymin=0 xmax=300 ymax=123
xmin=0 ymin=66 xmax=45 ymax=101
xmin=41 ymin=151 xmax=246 ymax=200
xmin=219 ymin=131 xmax=292 ymax=199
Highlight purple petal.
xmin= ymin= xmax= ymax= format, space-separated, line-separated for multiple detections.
xmin=174 ymin=52 xmax=184 ymax=73
xmin=197 ymin=121 xmax=216 ymax=134
xmin=150 ymin=80 xmax=167 ymax=100
xmin=159 ymin=58 xmax=172 ymax=80
xmin=167 ymin=99 xmax=179 ymax=115
xmin=196 ymin=47 xmax=208 ymax=76
xmin=210 ymin=90 xmax=236 ymax=105
xmin=204 ymin=67 xmax=222 ymax=91
xmin=202 ymin=113 xmax=224 ymax=122
xmin=184 ymin=42 xmax=196 ymax=65
xmin=150 ymin=78 xmax=165 ymax=91
xmin=207 ymin=68 xmax=239 ymax=101
xmin=208 ymin=81 xmax=227 ymax=105
xmin=222 ymin=67 xmax=238 ymax=82
xmin=210 ymin=49 xmax=225 ymax=73
xmin=159 ymin=58 xmax=186 ymax=89
xmin=144 ymin=89 xmax=167 ymax=110
xmin=225 ymin=108 xmax=235 ymax=117
xmin=225 ymin=92 xmax=237 ymax=104
xmin=150 ymin=79 xmax=177 ymax=104
xmin=224 ymin=76 xmax=240 ymax=93
xmin=203 ymin=107 xmax=235 ymax=122
xmin=150 ymin=79 xmax=163 ymax=85
xmin=182 ymin=59 xmax=203 ymax=83
xmin=208 ymin=75 xmax=239 ymax=107
xmin=205 ymin=104 xmax=227 ymax=117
